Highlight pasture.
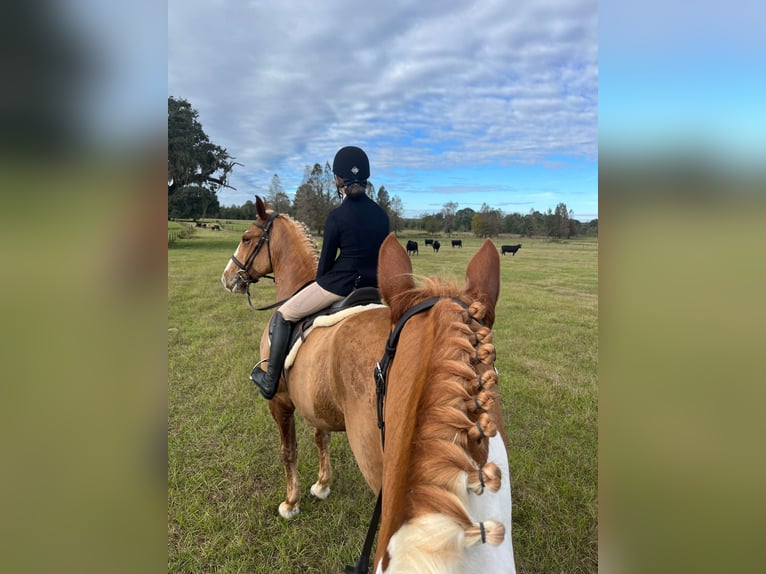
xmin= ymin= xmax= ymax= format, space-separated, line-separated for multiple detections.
xmin=168 ymin=223 xmax=597 ymax=573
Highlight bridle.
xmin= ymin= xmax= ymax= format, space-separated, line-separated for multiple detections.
xmin=229 ymin=211 xmax=279 ymax=307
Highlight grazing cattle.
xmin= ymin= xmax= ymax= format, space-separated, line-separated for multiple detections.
xmin=406 ymin=240 xmax=419 ymax=256
xmin=452 ymin=239 xmax=462 ymax=248
xmin=501 ymin=244 xmax=522 ymax=256
xmin=432 ymin=240 xmax=441 ymax=253
xmin=424 ymin=239 xmax=434 ymax=246
xmin=211 ymin=224 xmax=222 ymax=231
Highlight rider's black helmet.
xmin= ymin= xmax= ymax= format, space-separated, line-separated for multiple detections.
xmin=332 ymin=146 xmax=370 ymax=184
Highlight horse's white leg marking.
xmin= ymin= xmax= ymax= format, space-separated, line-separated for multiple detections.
xmin=311 ymin=428 xmax=332 ymax=500
xmin=310 ymin=482 xmax=331 ymax=499
xmin=463 ymin=434 xmax=516 ymax=573
xmin=278 ymin=501 xmax=300 ymax=520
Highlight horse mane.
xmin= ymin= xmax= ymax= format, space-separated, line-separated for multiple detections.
xmin=270 ymin=210 xmax=319 ymax=266
xmin=255 ymin=204 xmax=320 ymax=286
xmin=379 ymin=277 xmax=506 ymax=572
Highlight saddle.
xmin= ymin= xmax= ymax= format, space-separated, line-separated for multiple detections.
xmin=267 ymin=287 xmax=383 ymax=350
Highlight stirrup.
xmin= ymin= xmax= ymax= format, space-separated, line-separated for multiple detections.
xmin=250 ymin=358 xmax=268 ymax=381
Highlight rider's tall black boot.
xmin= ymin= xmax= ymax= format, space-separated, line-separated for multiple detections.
xmin=250 ymin=311 xmax=293 ymax=399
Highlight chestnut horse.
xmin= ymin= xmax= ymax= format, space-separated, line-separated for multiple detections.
xmin=221 ymin=197 xmax=515 ymax=571
xmin=372 ymin=233 xmax=516 ymax=573
xmin=221 ymin=196 xmax=390 ymax=519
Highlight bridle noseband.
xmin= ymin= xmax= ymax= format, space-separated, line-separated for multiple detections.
xmin=230 ymin=211 xmax=279 ymax=303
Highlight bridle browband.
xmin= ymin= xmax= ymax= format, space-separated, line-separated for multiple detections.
xmin=345 ymin=295 xmax=484 ymax=574
xmin=229 ymin=211 xmax=279 ymax=309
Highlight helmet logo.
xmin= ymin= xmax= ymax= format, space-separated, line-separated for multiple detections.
xmin=351 ymin=166 xmax=359 ymax=175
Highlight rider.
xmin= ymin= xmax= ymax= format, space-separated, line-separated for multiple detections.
xmin=251 ymin=145 xmax=391 ymax=399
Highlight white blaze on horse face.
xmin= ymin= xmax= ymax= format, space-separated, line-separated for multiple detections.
xmin=221 ymin=247 xmax=244 ymax=290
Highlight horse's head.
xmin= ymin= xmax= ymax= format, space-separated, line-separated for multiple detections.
xmin=377 ymin=233 xmax=500 ymax=327
xmin=374 ymin=234 xmax=510 ymax=573
xmin=221 ymin=196 xmax=278 ymax=293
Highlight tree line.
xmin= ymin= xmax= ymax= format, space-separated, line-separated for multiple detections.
xmin=407 ymin=201 xmax=597 ymax=238
xmin=168 ymin=96 xmax=597 ymax=238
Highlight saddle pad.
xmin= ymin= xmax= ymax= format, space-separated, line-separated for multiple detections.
xmin=284 ymin=304 xmax=386 ymax=370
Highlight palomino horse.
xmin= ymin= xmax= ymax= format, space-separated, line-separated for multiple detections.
xmin=221 ymin=196 xmax=391 ymax=518
xmin=222 ymin=197 xmax=515 ymax=572
xmin=372 ymin=234 xmax=515 ymax=573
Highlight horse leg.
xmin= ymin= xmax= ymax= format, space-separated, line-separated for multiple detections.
xmin=268 ymin=397 xmax=301 ymax=519
xmin=309 ymin=428 xmax=332 ymax=500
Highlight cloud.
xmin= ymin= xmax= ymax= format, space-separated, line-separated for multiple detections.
xmin=169 ymin=0 xmax=598 ymax=212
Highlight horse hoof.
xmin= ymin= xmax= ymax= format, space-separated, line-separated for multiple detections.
xmin=278 ymin=502 xmax=300 ymax=519
xmin=310 ymin=483 xmax=331 ymax=500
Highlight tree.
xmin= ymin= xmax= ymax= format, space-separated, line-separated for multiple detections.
xmin=441 ymin=202 xmax=458 ymax=236
xmin=375 ymin=186 xmax=403 ymax=234
xmin=547 ymin=202 xmax=571 ymax=238
xmin=504 ymin=212 xmax=524 ymax=235
xmin=471 ymin=203 xmax=503 ymax=237
xmin=293 ymin=163 xmax=339 ymax=234
xmin=376 ymin=186 xmax=392 ymax=214
xmin=267 ymin=174 xmax=291 ymax=213
xmin=455 ymin=208 xmax=475 ymax=232
xmin=168 ymin=186 xmax=220 ymax=220
xmin=422 ymin=212 xmax=444 ymax=234
xmin=389 ymin=196 xmax=404 ymax=234
xmin=168 ymin=96 xmax=238 ymax=195
xmin=522 ymin=209 xmax=544 ymax=237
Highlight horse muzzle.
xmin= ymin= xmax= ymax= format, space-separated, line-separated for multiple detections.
xmin=221 ymin=271 xmax=248 ymax=294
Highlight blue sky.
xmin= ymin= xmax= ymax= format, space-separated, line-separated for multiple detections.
xmin=599 ymin=0 xmax=766 ymax=168
xmin=168 ymin=0 xmax=598 ymax=220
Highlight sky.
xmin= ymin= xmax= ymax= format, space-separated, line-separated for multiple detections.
xmin=168 ymin=0 xmax=598 ymax=220
xmin=598 ymin=0 xmax=766 ymax=169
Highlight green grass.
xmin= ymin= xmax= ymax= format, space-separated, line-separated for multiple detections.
xmin=168 ymin=224 xmax=597 ymax=573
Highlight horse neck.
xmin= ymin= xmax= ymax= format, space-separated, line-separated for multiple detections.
xmin=375 ymin=297 xmax=502 ymax=573
xmin=270 ymin=216 xmax=318 ymax=300
xmin=376 ymin=313 xmax=434 ymax=571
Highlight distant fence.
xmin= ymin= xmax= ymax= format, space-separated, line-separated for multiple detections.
xmin=168 ymin=224 xmax=195 ymax=246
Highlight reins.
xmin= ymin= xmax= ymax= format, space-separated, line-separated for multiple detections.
xmin=250 ymin=280 xmax=316 ymax=311
xmin=346 ymin=295 xmax=484 ymax=574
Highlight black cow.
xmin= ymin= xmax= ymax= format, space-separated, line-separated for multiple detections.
xmin=501 ymin=244 xmax=522 ymax=256
xmin=432 ymin=240 xmax=441 ymax=253
xmin=451 ymin=239 xmax=462 ymax=248
xmin=406 ymin=240 xmax=419 ymax=256
xmin=424 ymin=239 xmax=434 ymax=246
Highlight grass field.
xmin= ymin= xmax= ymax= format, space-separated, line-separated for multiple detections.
xmin=168 ymin=221 xmax=597 ymax=573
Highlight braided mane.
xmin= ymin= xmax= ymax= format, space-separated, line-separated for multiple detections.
xmin=275 ymin=211 xmax=319 ymax=266
xmin=380 ymin=277 xmax=506 ymax=572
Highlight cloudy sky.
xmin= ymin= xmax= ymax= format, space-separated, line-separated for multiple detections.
xmin=168 ymin=0 xmax=598 ymax=219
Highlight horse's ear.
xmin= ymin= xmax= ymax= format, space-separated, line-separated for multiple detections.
xmin=465 ymin=239 xmax=500 ymax=310
xmin=255 ymin=196 xmax=268 ymax=220
xmin=378 ymin=233 xmax=415 ymax=309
